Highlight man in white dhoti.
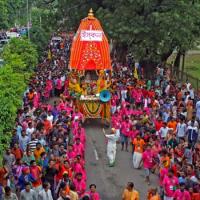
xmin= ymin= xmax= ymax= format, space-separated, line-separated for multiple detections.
xmin=103 ymin=128 xmax=120 ymax=167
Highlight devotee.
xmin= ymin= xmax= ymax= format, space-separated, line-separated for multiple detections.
xmin=132 ymin=134 xmax=145 ymax=169
xmin=142 ymin=144 xmax=155 ymax=185
xmin=122 ymin=182 xmax=139 ymax=200
xmin=69 ymin=183 xmax=79 ymax=200
xmin=0 ymin=34 xmax=97 ymax=200
xmin=19 ymin=182 xmax=37 ymax=200
xmin=73 ymin=172 xmax=86 ymax=198
xmin=173 ymin=183 xmax=191 ymax=200
xmin=120 ymin=117 xmax=131 ymax=151
xmin=84 ymin=184 xmax=100 ymax=200
xmin=2 ymin=29 xmax=200 ymax=200
xmin=110 ymin=59 xmax=200 ymax=199
xmin=3 ymin=186 xmax=18 ymax=200
xmin=162 ymin=169 xmax=179 ymax=200
xmin=38 ymin=182 xmax=53 ymax=200
xmin=103 ymin=128 xmax=120 ymax=167
xmin=195 ymin=99 xmax=200 ymax=120
xmin=147 ymin=188 xmax=160 ymax=200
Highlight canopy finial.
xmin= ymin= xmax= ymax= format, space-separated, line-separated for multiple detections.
xmin=88 ymin=8 xmax=94 ymax=19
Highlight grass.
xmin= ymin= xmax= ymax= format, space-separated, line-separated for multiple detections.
xmin=168 ymin=52 xmax=200 ymax=79
xmin=167 ymin=52 xmax=200 ymax=90
xmin=184 ymin=54 xmax=200 ymax=78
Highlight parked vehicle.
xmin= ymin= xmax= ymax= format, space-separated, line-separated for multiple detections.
xmin=6 ymin=31 xmax=20 ymax=38
xmin=19 ymin=28 xmax=28 ymax=36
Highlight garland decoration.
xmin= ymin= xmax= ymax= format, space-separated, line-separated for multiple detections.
xmin=82 ymin=101 xmax=103 ymax=118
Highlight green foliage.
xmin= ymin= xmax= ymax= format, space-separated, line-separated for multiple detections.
xmin=28 ymin=0 xmax=200 ymax=63
xmin=6 ymin=0 xmax=27 ymax=27
xmin=0 ymin=38 xmax=38 ymax=155
xmin=96 ymin=0 xmax=200 ymax=62
xmin=30 ymin=26 xmax=49 ymax=56
xmin=0 ymin=0 xmax=28 ymax=28
xmin=2 ymin=0 xmax=200 ymax=64
xmin=0 ymin=0 xmax=8 ymax=29
xmin=3 ymin=38 xmax=38 ymax=71
xmin=0 ymin=66 xmax=26 ymax=154
xmin=32 ymin=0 xmax=103 ymax=30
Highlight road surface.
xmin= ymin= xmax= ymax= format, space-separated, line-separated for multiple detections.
xmin=85 ymin=119 xmax=158 ymax=200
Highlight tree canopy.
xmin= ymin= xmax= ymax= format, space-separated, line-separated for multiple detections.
xmin=31 ymin=0 xmax=200 ymax=64
xmin=0 ymin=0 xmax=8 ymax=29
xmin=29 ymin=26 xmax=49 ymax=56
xmin=3 ymin=38 xmax=38 ymax=72
xmin=2 ymin=0 xmax=200 ymax=65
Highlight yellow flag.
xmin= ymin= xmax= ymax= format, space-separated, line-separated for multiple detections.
xmin=134 ymin=67 xmax=138 ymax=79
xmin=48 ymin=50 xmax=52 ymax=60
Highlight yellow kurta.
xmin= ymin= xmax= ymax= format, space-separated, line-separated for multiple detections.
xmin=122 ymin=189 xmax=139 ymax=200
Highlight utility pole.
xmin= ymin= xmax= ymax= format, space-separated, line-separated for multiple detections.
xmin=27 ymin=0 xmax=30 ymax=40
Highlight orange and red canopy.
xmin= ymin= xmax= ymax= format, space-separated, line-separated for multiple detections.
xmin=69 ymin=9 xmax=111 ymax=71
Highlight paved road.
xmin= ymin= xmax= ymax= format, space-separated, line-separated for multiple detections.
xmin=84 ymin=120 xmax=158 ymax=200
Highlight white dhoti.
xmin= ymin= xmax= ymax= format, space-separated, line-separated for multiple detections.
xmin=132 ymin=152 xmax=142 ymax=168
xmin=107 ymin=143 xmax=117 ymax=165
xmin=105 ymin=131 xmax=120 ymax=166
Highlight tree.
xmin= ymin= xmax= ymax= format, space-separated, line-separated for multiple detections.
xmin=0 ymin=0 xmax=8 ymax=29
xmin=6 ymin=0 xmax=26 ymax=26
xmin=3 ymin=38 xmax=38 ymax=72
xmin=30 ymin=26 xmax=49 ymax=56
xmin=33 ymin=0 xmax=104 ymax=30
xmin=0 ymin=36 xmax=38 ymax=155
xmin=96 ymin=0 xmax=200 ymax=65
xmin=0 ymin=66 xmax=26 ymax=154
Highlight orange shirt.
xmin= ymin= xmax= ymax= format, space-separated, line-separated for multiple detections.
xmin=34 ymin=147 xmax=45 ymax=161
xmin=150 ymin=195 xmax=160 ymax=200
xmin=167 ymin=121 xmax=177 ymax=131
xmin=0 ymin=167 xmax=8 ymax=187
xmin=64 ymin=186 xmax=70 ymax=195
xmin=12 ymin=148 xmax=23 ymax=160
xmin=43 ymin=119 xmax=52 ymax=134
xmin=30 ymin=166 xmax=42 ymax=187
xmin=160 ymin=156 xmax=171 ymax=168
xmin=122 ymin=189 xmax=139 ymax=200
xmin=28 ymin=92 xmax=34 ymax=100
xmin=133 ymin=138 xmax=145 ymax=153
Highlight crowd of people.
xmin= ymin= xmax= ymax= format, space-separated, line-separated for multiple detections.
xmin=0 ymin=28 xmax=200 ymax=200
xmin=110 ymin=62 xmax=200 ymax=199
xmin=0 ymin=34 xmax=100 ymax=200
